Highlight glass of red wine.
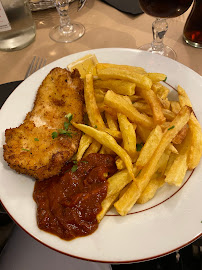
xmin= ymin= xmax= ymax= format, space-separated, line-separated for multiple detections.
xmin=138 ymin=0 xmax=193 ymax=59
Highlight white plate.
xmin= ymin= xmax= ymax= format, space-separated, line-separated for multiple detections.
xmin=0 ymin=48 xmax=202 ymax=263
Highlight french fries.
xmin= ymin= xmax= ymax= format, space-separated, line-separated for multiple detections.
xmin=104 ymin=90 xmax=154 ymax=129
xmin=136 ymin=87 xmax=166 ymax=125
xmin=114 ymin=106 xmax=192 ymax=215
xmin=67 ymin=56 xmax=202 ymax=221
xmin=94 ymin=79 xmax=136 ymax=96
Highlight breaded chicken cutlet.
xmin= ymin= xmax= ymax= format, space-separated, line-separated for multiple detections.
xmin=3 ymin=68 xmax=84 ymax=180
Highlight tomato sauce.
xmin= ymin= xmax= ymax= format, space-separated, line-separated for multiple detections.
xmin=33 ymin=153 xmax=116 ymax=240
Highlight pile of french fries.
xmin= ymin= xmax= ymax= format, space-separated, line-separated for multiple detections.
xmin=69 ymin=57 xmax=202 ymax=221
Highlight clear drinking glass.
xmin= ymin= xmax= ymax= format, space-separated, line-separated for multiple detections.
xmin=138 ymin=0 xmax=193 ymax=59
xmin=0 ymin=0 xmax=36 ymax=51
xmin=49 ymin=0 xmax=85 ymax=43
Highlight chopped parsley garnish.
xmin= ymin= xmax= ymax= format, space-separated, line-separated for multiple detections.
xmin=52 ymin=132 xmax=58 ymax=139
xmin=72 ymin=160 xmax=77 ymax=164
xmin=34 ymin=138 xmax=39 ymax=141
xmin=94 ymin=125 xmax=97 ymax=129
xmin=136 ymin=142 xmax=144 ymax=152
xmin=52 ymin=113 xmax=74 ymax=139
xmin=71 ymin=164 xmax=78 ymax=172
xmin=64 ymin=121 xmax=70 ymax=130
xmin=168 ymin=125 xmax=175 ymax=131
xmin=22 ymin=148 xmax=30 ymax=152
xmin=163 ymin=76 xmax=167 ymax=82
xmin=81 ymin=160 xmax=88 ymax=164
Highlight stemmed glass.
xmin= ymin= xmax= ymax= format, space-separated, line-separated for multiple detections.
xmin=138 ymin=0 xmax=193 ymax=59
xmin=49 ymin=0 xmax=85 ymax=43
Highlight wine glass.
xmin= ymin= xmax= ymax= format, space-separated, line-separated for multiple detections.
xmin=138 ymin=0 xmax=193 ymax=59
xmin=49 ymin=0 xmax=85 ymax=43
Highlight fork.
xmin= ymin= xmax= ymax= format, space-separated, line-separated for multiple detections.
xmin=24 ymin=56 xmax=47 ymax=79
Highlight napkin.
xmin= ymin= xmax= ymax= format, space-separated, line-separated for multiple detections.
xmin=101 ymin=0 xmax=143 ymax=15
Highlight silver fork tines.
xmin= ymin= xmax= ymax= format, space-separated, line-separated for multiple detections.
xmin=24 ymin=56 xmax=47 ymax=79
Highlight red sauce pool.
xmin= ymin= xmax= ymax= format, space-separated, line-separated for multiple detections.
xmin=33 ymin=153 xmax=116 ymax=240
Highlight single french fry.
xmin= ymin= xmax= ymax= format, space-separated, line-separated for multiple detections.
xmin=99 ymin=145 xmax=106 ymax=154
xmin=162 ymin=122 xmax=189 ymax=146
xmin=114 ymin=106 xmax=192 ymax=215
xmin=188 ymin=113 xmax=202 ymax=169
xmin=178 ymin=85 xmax=192 ymax=107
xmin=94 ymin=88 xmax=106 ymax=103
xmin=136 ymin=125 xmax=163 ymax=168
xmin=165 ymin=130 xmax=191 ymax=186
xmin=77 ymin=134 xmax=93 ymax=161
xmin=97 ymin=193 xmax=119 ymax=222
xmin=136 ymin=87 xmax=166 ymax=125
xmin=136 ymin=125 xmax=151 ymax=142
xmin=105 ymin=112 xmax=118 ymax=131
xmin=170 ymin=101 xmax=181 ymax=115
xmin=152 ymin=83 xmax=170 ymax=100
xmin=162 ymin=109 xmax=176 ymax=121
xmin=97 ymin=68 xmax=152 ymax=90
xmin=129 ymin=95 xmax=144 ymax=103
xmin=84 ymin=139 xmax=101 ymax=157
xmin=114 ymin=180 xmax=140 ymax=216
xmin=96 ymin=63 xmax=147 ymax=74
xmin=158 ymin=97 xmax=170 ymax=110
xmin=104 ymin=90 xmax=154 ymax=129
xmin=177 ymin=85 xmax=202 ymax=169
xmin=156 ymin=149 xmax=171 ymax=174
xmin=94 ymin=79 xmax=136 ymax=96
xmin=72 ymin=123 xmax=136 ymax=181
xmin=164 ymin=152 xmax=178 ymax=176
xmin=84 ymin=74 xmax=106 ymax=129
xmin=117 ymin=113 xmax=137 ymax=160
xmin=147 ymin=73 xmax=167 ymax=82
xmin=166 ymin=143 xmax=178 ymax=154
xmin=172 ymin=124 xmax=188 ymax=144
xmin=137 ymin=176 xmax=165 ymax=204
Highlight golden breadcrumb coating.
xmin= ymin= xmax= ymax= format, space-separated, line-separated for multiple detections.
xmin=3 ymin=68 xmax=84 ymax=180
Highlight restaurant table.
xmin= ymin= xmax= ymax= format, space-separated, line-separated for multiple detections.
xmin=0 ymin=0 xmax=202 ymax=269
xmin=0 ymin=0 xmax=201 ymax=85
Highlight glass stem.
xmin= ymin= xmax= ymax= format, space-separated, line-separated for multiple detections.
xmin=55 ymin=0 xmax=73 ymax=33
xmin=151 ymin=18 xmax=168 ymax=53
